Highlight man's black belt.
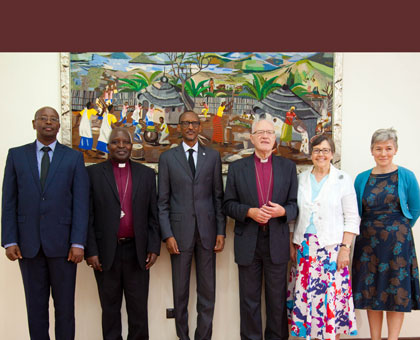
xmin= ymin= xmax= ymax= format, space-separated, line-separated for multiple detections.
xmin=117 ymin=237 xmax=134 ymax=244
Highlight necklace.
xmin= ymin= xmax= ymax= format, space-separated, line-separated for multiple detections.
xmin=117 ymin=166 xmax=130 ymax=219
xmin=255 ymin=162 xmax=272 ymax=206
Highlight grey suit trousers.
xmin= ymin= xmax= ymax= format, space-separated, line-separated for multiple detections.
xmin=170 ymin=229 xmax=216 ymax=340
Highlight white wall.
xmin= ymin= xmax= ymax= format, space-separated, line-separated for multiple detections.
xmin=0 ymin=52 xmax=419 ymax=339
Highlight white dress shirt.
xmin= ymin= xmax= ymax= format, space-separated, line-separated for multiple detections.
xmin=182 ymin=141 xmax=198 ymax=167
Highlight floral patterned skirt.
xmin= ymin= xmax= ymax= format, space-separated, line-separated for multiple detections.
xmin=287 ymin=234 xmax=357 ymax=340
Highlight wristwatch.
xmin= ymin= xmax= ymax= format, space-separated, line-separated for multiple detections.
xmin=340 ymin=243 xmax=351 ymax=249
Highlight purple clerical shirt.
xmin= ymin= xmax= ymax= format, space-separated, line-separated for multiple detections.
xmin=111 ymin=160 xmax=134 ymax=238
xmin=254 ymin=154 xmax=273 ymax=208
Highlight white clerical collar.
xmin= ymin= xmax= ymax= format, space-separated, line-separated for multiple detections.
xmin=254 ymin=153 xmax=272 ymax=164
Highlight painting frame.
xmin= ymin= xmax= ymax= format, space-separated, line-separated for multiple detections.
xmin=59 ymin=52 xmax=343 ymax=173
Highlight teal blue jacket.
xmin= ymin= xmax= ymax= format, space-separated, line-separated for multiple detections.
xmin=354 ymin=166 xmax=420 ymax=227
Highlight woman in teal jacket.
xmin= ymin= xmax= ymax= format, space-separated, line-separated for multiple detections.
xmin=352 ymin=128 xmax=420 ymax=340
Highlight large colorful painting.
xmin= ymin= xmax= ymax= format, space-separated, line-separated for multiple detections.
xmin=63 ymin=52 xmax=341 ymax=166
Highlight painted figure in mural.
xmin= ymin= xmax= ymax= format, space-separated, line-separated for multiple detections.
xmin=288 ymin=134 xmax=359 ymax=339
xmin=272 ymin=117 xmax=283 ymax=153
xmin=103 ymin=83 xmax=118 ymax=106
xmin=132 ymin=103 xmax=143 ymax=143
xmin=352 ymin=128 xmax=420 ymax=340
xmin=159 ymin=116 xmax=170 ymax=145
xmin=299 ymin=129 xmax=309 ymax=155
xmin=212 ymin=102 xmax=225 ymax=144
xmin=104 ymin=85 xmax=113 ymax=105
xmin=292 ymin=118 xmax=309 ymax=156
xmin=223 ymin=119 xmax=298 ymax=340
xmin=280 ymin=106 xmax=297 ymax=148
xmin=74 ymin=101 xmax=98 ymax=155
xmin=209 ymin=78 xmax=214 ymax=93
xmin=158 ymin=111 xmax=225 ymax=340
xmin=96 ymin=104 xmax=118 ymax=156
xmin=201 ymin=101 xmax=209 ymax=118
xmin=1 ymin=106 xmax=89 ymax=340
xmin=212 ymin=100 xmax=233 ymax=145
xmin=119 ymin=101 xmax=129 ymax=125
xmin=316 ymin=100 xmax=330 ymax=134
xmin=145 ymin=104 xmax=155 ymax=127
xmin=86 ymin=127 xmax=160 ymax=340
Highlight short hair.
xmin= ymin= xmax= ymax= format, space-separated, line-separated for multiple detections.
xmin=34 ymin=106 xmax=59 ymax=120
xmin=370 ymin=128 xmax=398 ymax=150
xmin=108 ymin=127 xmax=133 ymax=144
xmin=310 ymin=134 xmax=335 ymax=154
xmin=251 ymin=118 xmax=274 ymax=133
xmin=86 ymin=101 xmax=92 ymax=109
xmin=178 ymin=110 xmax=199 ymax=123
xmin=107 ymin=104 xmax=114 ymax=112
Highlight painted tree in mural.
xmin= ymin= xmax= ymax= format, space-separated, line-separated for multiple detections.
xmin=164 ymin=52 xmax=211 ymax=110
xmin=184 ymin=78 xmax=216 ymax=107
xmin=241 ymin=74 xmax=283 ymax=101
xmin=119 ymin=70 xmax=162 ymax=92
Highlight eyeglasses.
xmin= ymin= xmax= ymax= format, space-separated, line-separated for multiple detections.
xmin=312 ymin=148 xmax=331 ymax=155
xmin=252 ymin=130 xmax=275 ymax=136
xmin=36 ymin=116 xmax=59 ymax=123
xmin=180 ymin=121 xmax=200 ymax=128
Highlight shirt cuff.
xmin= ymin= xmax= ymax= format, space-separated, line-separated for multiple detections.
xmin=4 ymin=243 xmax=17 ymax=248
xmin=71 ymin=244 xmax=84 ymax=249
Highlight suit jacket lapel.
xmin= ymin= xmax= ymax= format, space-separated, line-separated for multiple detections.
xmin=130 ymin=161 xmax=141 ymax=202
xmin=43 ymin=142 xmax=65 ymax=193
xmin=244 ymin=155 xmax=259 ymax=207
xmin=195 ymin=144 xmax=207 ymax=179
xmin=173 ymin=144 xmax=193 ymax=180
xmin=103 ymin=160 xmax=120 ymax=203
xmin=26 ymin=141 xmax=42 ymax=193
xmin=271 ymin=156 xmax=282 ymax=202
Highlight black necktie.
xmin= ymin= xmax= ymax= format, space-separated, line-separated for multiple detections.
xmin=188 ymin=149 xmax=195 ymax=177
xmin=40 ymin=146 xmax=51 ymax=191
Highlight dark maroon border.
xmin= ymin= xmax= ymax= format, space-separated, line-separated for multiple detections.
xmin=1 ymin=1 xmax=418 ymax=51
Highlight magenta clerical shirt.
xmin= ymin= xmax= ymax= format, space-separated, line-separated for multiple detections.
xmin=254 ymin=154 xmax=273 ymax=208
xmin=111 ymin=160 xmax=134 ymax=238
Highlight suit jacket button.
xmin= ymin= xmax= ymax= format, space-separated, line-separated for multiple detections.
xmin=42 ymin=197 xmax=45 ymax=201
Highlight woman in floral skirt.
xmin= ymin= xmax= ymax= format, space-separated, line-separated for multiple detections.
xmin=288 ymin=134 xmax=360 ymax=339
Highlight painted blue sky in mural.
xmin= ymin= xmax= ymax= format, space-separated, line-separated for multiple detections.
xmin=71 ymin=52 xmax=318 ymax=76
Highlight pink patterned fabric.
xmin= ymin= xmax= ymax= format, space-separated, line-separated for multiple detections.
xmin=287 ymin=234 xmax=357 ymax=340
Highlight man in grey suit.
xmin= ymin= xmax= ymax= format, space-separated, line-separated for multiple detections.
xmin=158 ymin=110 xmax=225 ymax=340
xmin=223 ymin=119 xmax=298 ymax=340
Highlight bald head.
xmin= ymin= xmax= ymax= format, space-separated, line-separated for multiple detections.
xmin=108 ymin=127 xmax=132 ymax=144
xmin=108 ymin=127 xmax=133 ymax=163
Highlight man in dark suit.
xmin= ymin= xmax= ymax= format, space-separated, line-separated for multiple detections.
xmin=1 ymin=106 xmax=89 ymax=340
xmin=223 ymin=118 xmax=298 ymax=340
xmin=86 ymin=127 xmax=160 ymax=340
xmin=158 ymin=111 xmax=225 ymax=340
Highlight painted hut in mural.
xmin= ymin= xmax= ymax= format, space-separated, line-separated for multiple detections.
xmin=253 ymin=85 xmax=320 ymax=141
xmin=136 ymin=76 xmax=188 ymax=124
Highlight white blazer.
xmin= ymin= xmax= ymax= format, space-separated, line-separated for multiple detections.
xmin=291 ymin=164 xmax=360 ymax=247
